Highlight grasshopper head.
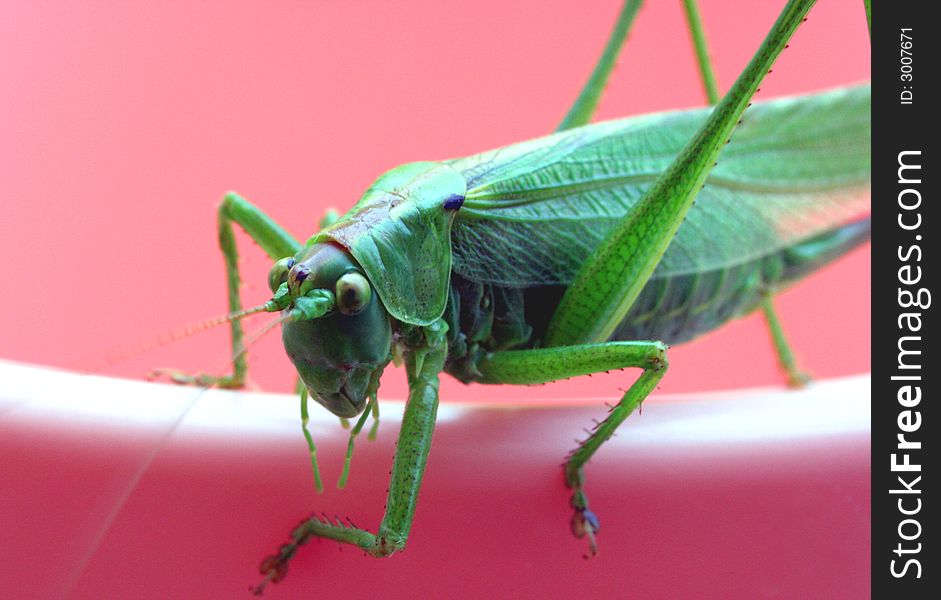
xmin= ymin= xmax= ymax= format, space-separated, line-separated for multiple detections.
xmin=268 ymin=243 xmax=392 ymax=418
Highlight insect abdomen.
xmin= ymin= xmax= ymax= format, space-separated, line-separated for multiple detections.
xmin=443 ymin=217 xmax=869 ymax=382
xmin=613 ymin=216 xmax=871 ymax=344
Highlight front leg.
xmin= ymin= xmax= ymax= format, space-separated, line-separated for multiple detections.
xmin=253 ymin=320 xmax=447 ymax=595
xmin=157 ymin=196 xmax=343 ymax=392
xmin=153 ymin=192 xmax=302 ymax=388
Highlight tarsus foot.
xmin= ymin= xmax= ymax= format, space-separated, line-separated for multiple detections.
xmin=786 ymin=369 xmax=812 ymax=389
xmin=568 ymin=486 xmax=600 ymax=557
xmin=147 ymin=368 xmax=244 ymax=389
xmin=570 ymin=505 xmax=600 ymax=558
xmin=250 ymin=554 xmax=288 ymax=596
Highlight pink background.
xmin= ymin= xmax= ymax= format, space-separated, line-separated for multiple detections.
xmin=1 ymin=0 xmax=869 ymax=401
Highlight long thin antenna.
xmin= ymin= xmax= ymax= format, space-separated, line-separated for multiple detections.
xmin=224 ymin=311 xmax=292 ymax=373
xmin=81 ymin=302 xmax=274 ymax=374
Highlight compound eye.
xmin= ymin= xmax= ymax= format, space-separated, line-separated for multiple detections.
xmin=268 ymin=257 xmax=295 ymax=293
xmin=335 ymin=272 xmax=372 ymax=315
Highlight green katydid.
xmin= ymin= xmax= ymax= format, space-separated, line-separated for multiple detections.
xmin=157 ymin=0 xmax=869 ymax=591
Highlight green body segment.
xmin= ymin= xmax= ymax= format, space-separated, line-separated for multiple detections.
xmin=281 ymin=244 xmax=392 ymax=417
xmin=311 ymin=162 xmax=467 ymax=326
xmin=610 ymin=216 xmax=869 ymax=343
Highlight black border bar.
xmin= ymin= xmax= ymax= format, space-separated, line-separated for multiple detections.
xmin=872 ymin=1 xmax=934 ymax=596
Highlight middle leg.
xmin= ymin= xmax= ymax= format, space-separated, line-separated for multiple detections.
xmin=477 ymin=340 xmax=668 ymax=556
xmin=153 ymin=191 xmax=301 ymax=388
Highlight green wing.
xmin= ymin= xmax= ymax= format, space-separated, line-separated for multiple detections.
xmin=446 ymin=84 xmax=871 ymax=287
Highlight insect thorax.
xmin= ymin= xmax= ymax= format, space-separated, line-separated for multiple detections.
xmin=442 ymin=274 xmax=535 ymax=383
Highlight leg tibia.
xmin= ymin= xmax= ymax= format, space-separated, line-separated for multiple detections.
xmin=564 ymin=361 xmax=666 ymax=487
xmin=760 ymin=296 xmax=811 ymax=388
xmin=157 ymin=193 xmax=302 ymax=389
xmin=557 ymin=0 xmax=643 ymax=131
xmin=255 ymin=321 xmax=448 ymax=593
xmin=477 ymin=340 xmax=668 ymax=557
xmin=212 ymin=193 xmax=302 ymax=386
